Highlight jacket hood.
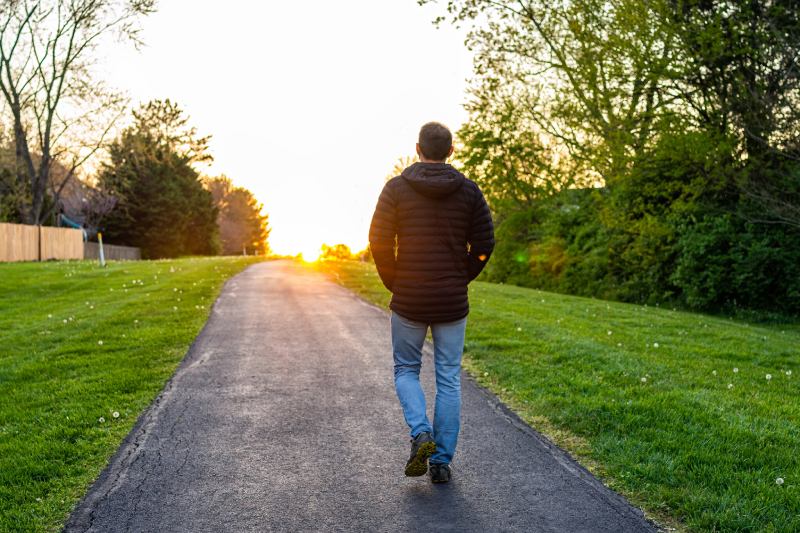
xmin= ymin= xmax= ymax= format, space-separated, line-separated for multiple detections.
xmin=400 ymin=162 xmax=465 ymax=199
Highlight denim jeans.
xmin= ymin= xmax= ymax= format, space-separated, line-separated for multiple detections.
xmin=391 ymin=311 xmax=467 ymax=465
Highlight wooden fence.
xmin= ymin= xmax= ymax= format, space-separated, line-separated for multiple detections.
xmin=84 ymin=242 xmax=141 ymax=261
xmin=1 ymin=222 xmax=83 ymax=262
xmin=0 ymin=222 xmax=39 ymax=261
xmin=0 ymin=222 xmax=140 ymax=262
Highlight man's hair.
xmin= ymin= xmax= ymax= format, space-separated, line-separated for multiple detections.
xmin=418 ymin=122 xmax=452 ymax=161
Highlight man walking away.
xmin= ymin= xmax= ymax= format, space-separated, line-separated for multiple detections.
xmin=368 ymin=122 xmax=495 ymax=483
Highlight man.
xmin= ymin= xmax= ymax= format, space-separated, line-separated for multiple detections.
xmin=368 ymin=122 xmax=495 ymax=483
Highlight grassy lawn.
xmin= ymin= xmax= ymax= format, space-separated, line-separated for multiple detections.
xmin=313 ymin=259 xmax=800 ymax=532
xmin=0 ymin=256 xmax=263 ymax=532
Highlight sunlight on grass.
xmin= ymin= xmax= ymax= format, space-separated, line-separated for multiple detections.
xmin=312 ymin=259 xmax=800 ymax=533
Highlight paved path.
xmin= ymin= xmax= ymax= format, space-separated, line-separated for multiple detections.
xmin=66 ymin=261 xmax=657 ymax=533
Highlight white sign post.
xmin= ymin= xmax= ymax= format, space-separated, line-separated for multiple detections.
xmin=98 ymin=232 xmax=106 ymax=267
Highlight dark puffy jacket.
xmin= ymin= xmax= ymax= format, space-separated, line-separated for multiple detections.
xmin=368 ymin=162 xmax=495 ymax=323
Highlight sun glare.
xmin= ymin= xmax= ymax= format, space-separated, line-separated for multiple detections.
xmin=299 ymin=244 xmax=323 ymax=262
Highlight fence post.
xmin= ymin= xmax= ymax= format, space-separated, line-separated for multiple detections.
xmin=37 ymin=224 xmax=41 ymax=262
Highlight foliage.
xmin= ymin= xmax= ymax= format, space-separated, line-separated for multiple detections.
xmin=98 ymin=100 xmax=220 ymax=258
xmin=672 ymin=215 xmax=800 ymax=311
xmin=206 ymin=175 xmax=270 ymax=255
xmin=424 ymin=0 xmax=800 ymax=314
xmin=316 ymin=258 xmax=800 ymax=532
xmin=0 ymin=256 xmax=263 ymax=532
xmin=319 ymin=243 xmax=353 ymax=260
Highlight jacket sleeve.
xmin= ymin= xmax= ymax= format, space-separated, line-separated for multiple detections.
xmin=466 ymin=185 xmax=495 ymax=282
xmin=368 ymin=181 xmax=398 ymax=292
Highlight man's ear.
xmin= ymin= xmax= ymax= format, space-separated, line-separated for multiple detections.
xmin=415 ymin=143 xmax=422 ymax=159
xmin=447 ymin=145 xmax=454 ymax=159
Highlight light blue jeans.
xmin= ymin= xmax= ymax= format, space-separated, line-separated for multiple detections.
xmin=391 ymin=311 xmax=467 ymax=465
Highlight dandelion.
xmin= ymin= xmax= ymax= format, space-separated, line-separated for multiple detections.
xmin=47 ymin=314 xmax=52 ymax=318
xmin=641 ymin=377 xmax=647 ymax=383
xmin=776 ymin=477 xmax=784 ymax=485
xmin=173 ymin=306 xmax=178 ymax=311
xmin=617 ymin=343 xmax=622 ymax=347
xmin=90 ymin=305 xmax=94 ymax=310
xmin=112 ymin=411 xmax=119 ymax=418
xmin=733 ymin=367 xmax=739 ymax=373
xmin=787 ymin=370 xmax=792 ymax=376
xmin=653 ymin=342 xmax=660 ymax=348
xmin=63 ymin=319 xmax=68 ymax=324
xmin=173 ymin=288 xmax=178 ymax=292
xmin=712 ymin=370 xmax=717 ymax=376
xmin=766 ymin=374 xmax=772 ymax=381
xmin=607 ymin=330 xmax=612 ymax=336
xmin=728 ymin=383 xmax=733 ymax=389
xmin=98 ymin=340 xmax=104 ymax=345
xmin=98 ymin=417 xmax=105 ymax=423
xmin=516 ymin=327 xmax=522 ymax=332
xmin=483 ymin=372 xmax=489 ymax=377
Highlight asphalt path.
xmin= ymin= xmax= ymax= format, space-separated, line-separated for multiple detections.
xmin=65 ymin=260 xmax=658 ymax=533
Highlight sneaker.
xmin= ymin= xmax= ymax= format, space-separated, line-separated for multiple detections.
xmin=405 ymin=432 xmax=436 ymax=477
xmin=429 ymin=463 xmax=451 ymax=483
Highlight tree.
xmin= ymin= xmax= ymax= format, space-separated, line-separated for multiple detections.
xmin=666 ymin=0 xmax=800 ymax=229
xmin=98 ymin=99 xmax=219 ymax=258
xmin=426 ymin=0 xmax=680 ymax=186
xmin=320 ymin=243 xmax=353 ymax=260
xmin=206 ymin=175 xmax=270 ymax=255
xmin=0 ymin=0 xmax=155 ymax=225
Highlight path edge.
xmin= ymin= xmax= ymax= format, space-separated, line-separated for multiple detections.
xmin=62 ymin=264 xmax=259 ymax=532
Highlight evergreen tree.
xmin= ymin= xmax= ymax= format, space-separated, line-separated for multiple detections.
xmin=98 ymin=100 xmax=219 ymax=258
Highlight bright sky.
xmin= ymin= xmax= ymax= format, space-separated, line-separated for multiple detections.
xmin=101 ymin=0 xmax=473 ymax=257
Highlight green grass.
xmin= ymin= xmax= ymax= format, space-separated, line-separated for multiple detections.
xmin=313 ymin=259 xmax=800 ymax=532
xmin=0 ymin=256 xmax=263 ymax=532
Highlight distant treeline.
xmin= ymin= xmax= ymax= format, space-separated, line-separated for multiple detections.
xmin=428 ymin=0 xmax=800 ymax=314
xmin=0 ymin=99 xmax=270 ymax=259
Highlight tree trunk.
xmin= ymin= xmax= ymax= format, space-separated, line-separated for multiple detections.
xmin=12 ymin=111 xmax=37 ymax=225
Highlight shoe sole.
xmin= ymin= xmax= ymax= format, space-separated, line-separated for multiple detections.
xmin=404 ymin=441 xmax=436 ymax=477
